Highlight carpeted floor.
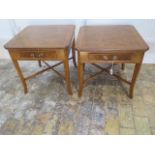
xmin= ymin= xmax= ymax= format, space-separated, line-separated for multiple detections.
xmin=0 ymin=59 xmax=155 ymax=135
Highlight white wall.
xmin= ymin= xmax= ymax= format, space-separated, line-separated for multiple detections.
xmin=0 ymin=19 xmax=155 ymax=63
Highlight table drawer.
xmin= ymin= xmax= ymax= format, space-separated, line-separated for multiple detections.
xmin=80 ymin=52 xmax=143 ymax=63
xmin=88 ymin=53 xmax=132 ymax=61
xmin=10 ymin=49 xmax=65 ymax=60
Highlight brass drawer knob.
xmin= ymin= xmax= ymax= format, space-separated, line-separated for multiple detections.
xmin=30 ymin=53 xmax=35 ymax=58
xmin=38 ymin=53 xmax=44 ymax=58
xmin=113 ymin=56 xmax=118 ymax=60
xmin=103 ymin=56 xmax=108 ymax=60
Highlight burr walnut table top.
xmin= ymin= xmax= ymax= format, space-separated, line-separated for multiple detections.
xmin=5 ymin=25 xmax=75 ymax=49
xmin=76 ymin=25 xmax=149 ymax=53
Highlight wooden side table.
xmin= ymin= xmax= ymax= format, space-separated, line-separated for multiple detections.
xmin=4 ymin=25 xmax=76 ymax=95
xmin=76 ymin=25 xmax=149 ymax=98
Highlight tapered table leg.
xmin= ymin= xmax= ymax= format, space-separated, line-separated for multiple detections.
xmin=129 ymin=63 xmax=142 ymax=98
xmin=72 ymin=39 xmax=77 ymax=68
xmin=12 ymin=59 xmax=28 ymax=94
xmin=78 ymin=61 xmax=84 ymax=97
xmin=38 ymin=60 xmax=42 ymax=67
xmin=64 ymin=49 xmax=72 ymax=95
xmin=121 ymin=64 xmax=125 ymax=70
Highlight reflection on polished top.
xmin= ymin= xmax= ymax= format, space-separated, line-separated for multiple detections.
xmin=4 ymin=25 xmax=75 ymax=49
xmin=76 ymin=25 xmax=149 ymax=52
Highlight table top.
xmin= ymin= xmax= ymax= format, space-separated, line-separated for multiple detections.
xmin=4 ymin=25 xmax=75 ymax=49
xmin=76 ymin=25 xmax=149 ymax=53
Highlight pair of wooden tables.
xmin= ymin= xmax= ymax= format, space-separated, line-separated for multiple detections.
xmin=4 ymin=25 xmax=149 ymax=98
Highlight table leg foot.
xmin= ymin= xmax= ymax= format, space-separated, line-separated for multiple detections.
xmin=23 ymin=81 xmax=28 ymax=94
xmin=129 ymin=92 xmax=133 ymax=99
xmin=128 ymin=63 xmax=142 ymax=98
xmin=78 ymin=91 xmax=82 ymax=98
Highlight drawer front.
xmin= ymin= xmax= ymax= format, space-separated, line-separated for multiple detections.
xmin=88 ymin=53 xmax=132 ymax=61
xmin=10 ymin=49 xmax=65 ymax=60
xmin=80 ymin=52 xmax=143 ymax=63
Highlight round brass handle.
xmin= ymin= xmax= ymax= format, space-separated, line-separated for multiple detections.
xmin=38 ymin=53 xmax=44 ymax=58
xmin=30 ymin=53 xmax=35 ymax=58
xmin=113 ymin=56 xmax=118 ymax=60
xmin=104 ymin=56 xmax=108 ymax=60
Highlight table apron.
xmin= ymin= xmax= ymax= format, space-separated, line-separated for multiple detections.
xmin=79 ymin=52 xmax=144 ymax=64
xmin=9 ymin=49 xmax=65 ymax=61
